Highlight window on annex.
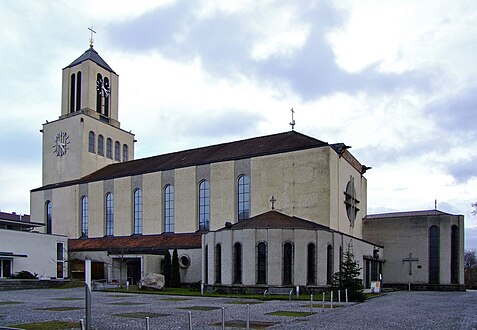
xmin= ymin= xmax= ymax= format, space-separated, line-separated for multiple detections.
xmin=114 ymin=141 xmax=120 ymax=161
xmin=105 ymin=193 xmax=114 ymax=236
xmin=122 ymin=144 xmax=128 ymax=162
xmin=80 ymin=196 xmax=88 ymax=237
xmin=429 ymin=226 xmax=440 ymax=284
xmin=215 ymin=244 xmax=221 ymax=284
xmin=204 ymin=245 xmax=208 ymax=284
xmin=326 ymin=245 xmax=333 ymax=285
xmin=106 ymin=138 xmax=112 ymax=159
xmin=198 ymin=180 xmax=210 ymax=231
xmin=451 ymin=225 xmax=459 ymax=284
xmin=98 ymin=135 xmax=104 ymax=156
xmin=238 ymin=175 xmax=250 ymax=221
xmin=257 ymin=242 xmax=267 ymax=284
xmin=57 ymin=242 xmax=64 ymax=279
xmin=307 ymin=243 xmax=316 ymax=285
xmin=164 ymin=185 xmax=174 ymax=233
xmin=133 ymin=189 xmax=143 ymax=234
xmin=0 ymin=259 xmax=12 ymax=278
xmin=46 ymin=201 xmax=52 ymax=234
xmin=283 ymin=242 xmax=293 ymax=285
xmin=88 ymin=131 xmax=95 ymax=153
xmin=233 ymin=242 xmax=242 ymax=284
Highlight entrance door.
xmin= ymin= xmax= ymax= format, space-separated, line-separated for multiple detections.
xmin=127 ymin=259 xmax=141 ymax=285
xmin=1 ymin=259 xmax=12 ymax=278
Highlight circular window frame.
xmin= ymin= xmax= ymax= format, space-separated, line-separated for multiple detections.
xmin=179 ymin=255 xmax=191 ymax=269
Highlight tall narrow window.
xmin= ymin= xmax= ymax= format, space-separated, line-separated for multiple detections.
xmin=114 ymin=141 xmax=120 ymax=161
xmin=238 ymin=175 xmax=250 ymax=221
xmin=88 ymin=131 xmax=95 ymax=153
xmin=123 ymin=144 xmax=129 ymax=162
xmin=57 ymin=242 xmax=64 ymax=279
xmin=307 ymin=243 xmax=316 ymax=285
xmin=451 ymin=225 xmax=459 ymax=284
xmin=283 ymin=242 xmax=293 ymax=285
xmin=106 ymin=138 xmax=112 ymax=159
xmin=326 ymin=245 xmax=333 ymax=285
xmin=257 ymin=242 xmax=267 ymax=284
xmin=133 ymin=189 xmax=143 ymax=234
xmin=96 ymin=73 xmax=102 ymax=113
xmin=80 ymin=196 xmax=88 ymax=237
xmin=76 ymin=71 xmax=82 ymax=111
xmin=70 ymin=73 xmax=76 ymax=113
xmin=204 ymin=245 xmax=208 ymax=284
xmin=429 ymin=226 xmax=440 ymax=284
xmin=105 ymin=193 xmax=114 ymax=236
xmin=198 ymin=180 xmax=210 ymax=231
xmin=98 ymin=135 xmax=104 ymax=156
xmin=104 ymin=77 xmax=109 ymax=116
xmin=233 ymin=242 xmax=242 ymax=284
xmin=164 ymin=185 xmax=174 ymax=233
xmin=46 ymin=201 xmax=52 ymax=234
xmin=215 ymin=244 xmax=222 ymax=284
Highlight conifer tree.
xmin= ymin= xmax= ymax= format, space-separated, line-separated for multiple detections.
xmin=332 ymin=244 xmax=365 ymax=302
xmin=171 ymin=248 xmax=181 ymax=288
xmin=163 ymin=250 xmax=172 ymax=287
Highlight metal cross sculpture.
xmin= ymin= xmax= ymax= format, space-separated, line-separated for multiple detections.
xmin=270 ymin=196 xmax=277 ymax=210
xmin=402 ymin=252 xmax=419 ymax=276
xmin=88 ymin=26 xmax=96 ymax=48
xmin=289 ymin=108 xmax=296 ymax=130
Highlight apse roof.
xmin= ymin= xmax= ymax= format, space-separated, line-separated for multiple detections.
xmin=364 ymin=209 xmax=458 ymax=220
xmin=64 ymin=47 xmax=115 ymax=73
xmin=218 ymin=211 xmax=331 ymax=231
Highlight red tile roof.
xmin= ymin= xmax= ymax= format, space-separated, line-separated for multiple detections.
xmin=68 ymin=232 xmax=202 ymax=254
xmin=364 ymin=209 xmax=458 ymax=220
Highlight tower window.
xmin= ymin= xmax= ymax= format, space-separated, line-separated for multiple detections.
xmin=76 ymin=71 xmax=81 ymax=111
xmin=96 ymin=73 xmax=102 ymax=114
xmin=123 ymin=144 xmax=128 ymax=162
xmin=104 ymin=77 xmax=109 ymax=117
xmin=88 ymin=131 xmax=95 ymax=153
xmin=133 ymin=189 xmax=143 ymax=235
xmin=98 ymin=135 xmax=104 ymax=156
xmin=106 ymin=138 xmax=112 ymax=159
xmin=105 ymin=192 xmax=114 ymax=236
xmin=198 ymin=180 xmax=210 ymax=231
xmin=70 ymin=73 xmax=75 ymax=113
xmin=164 ymin=185 xmax=174 ymax=233
xmin=80 ymin=196 xmax=88 ymax=237
xmin=114 ymin=141 xmax=120 ymax=161
xmin=238 ymin=175 xmax=250 ymax=221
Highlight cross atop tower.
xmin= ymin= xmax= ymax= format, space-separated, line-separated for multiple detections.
xmin=270 ymin=195 xmax=277 ymax=210
xmin=88 ymin=26 xmax=96 ymax=48
xmin=289 ymin=108 xmax=295 ymax=130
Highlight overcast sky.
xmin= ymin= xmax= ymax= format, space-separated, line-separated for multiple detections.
xmin=1 ymin=0 xmax=476 ymax=249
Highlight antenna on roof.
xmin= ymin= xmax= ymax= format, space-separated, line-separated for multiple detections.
xmin=289 ymin=108 xmax=295 ymax=130
xmin=88 ymin=26 xmax=96 ymax=48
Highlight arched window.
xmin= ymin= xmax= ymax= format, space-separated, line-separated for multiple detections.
xmin=70 ymin=73 xmax=75 ymax=113
xmin=233 ymin=242 xmax=242 ymax=284
xmin=45 ymin=201 xmax=52 ymax=234
xmin=106 ymin=138 xmax=112 ymax=159
xmin=98 ymin=135 xmax=104 ymax=156
xmin=451 ymin=225 xmax=459 ymax=284
xmin=105 ymin=193 xmax=114 ymax=236
xmin=164 ymin=185 xmax=174 ymax=233
xmin=80 ymin=196 xmax=88 ymax=237
xmin=133 ymin=189 xmax=143 ymax=234
xmin=215 ymin=244 xmax=221 ymax=284
xmin=122 ymin=144 xmax=128 ymax=162
xmin=88 ymin=131 xmax=95 ymax=153
xmin=76 ymin=71 xmax=82 ymax=111
xmin=114 ymin=141 xmax=120 ymax=161
xmin=283 ymin=242 xmax=293 ymax=285
xmin=429 ymin=226 xmax=440 ymax=284
xmin=238 ymin=175 xmax=250 ymax=221
xmin=198 ymin=180 xmax=210 ymax=231
xmin=104 ymin=77 xmax=109 ymax=117
xmin=307 ymin=243 xmax=316 ymax=285
xmin=326 ymin=245 xmax=333 ymax=285
xmin=257 ymin=242 xmax=267 ymax=284
xmin=96 ymin=73 xmax=102 ymax=113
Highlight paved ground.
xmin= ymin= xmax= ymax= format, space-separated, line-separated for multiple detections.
xmin=0 ymin=288 xmax=476 ymax=329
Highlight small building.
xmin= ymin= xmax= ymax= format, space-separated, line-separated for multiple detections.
xmin=0 ymin=211 xmax=68 ymax=279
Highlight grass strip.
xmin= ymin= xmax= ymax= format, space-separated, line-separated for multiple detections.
xmin=8 ymin=320 xmax=80 ymax=329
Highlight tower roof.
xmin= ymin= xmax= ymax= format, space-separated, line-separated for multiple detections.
xmin=64 ymin=47 xmax=115 ymax=73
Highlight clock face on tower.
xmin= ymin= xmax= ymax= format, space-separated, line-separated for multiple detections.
xmin=53 ymin=131 xmax=70 ymax=157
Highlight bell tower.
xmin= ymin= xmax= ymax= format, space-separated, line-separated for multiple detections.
xmin=41 ymin=40 xmax=135 ymax=186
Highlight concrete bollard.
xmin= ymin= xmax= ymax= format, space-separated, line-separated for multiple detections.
xmin=201 ymin=282 xmax=204 ymax=296
xmin=79 ymin=319 xmax=84 ymax=330
xmin=188 ymin=311 xmax=192 ymax=330
xmin=222 ymin=307 xmax=225 ymax=330
xmin=338 ymin=290 xmax=341 ymax=303
xmin=296 ymin=285 xmax=300 ymax=299
xmin=322 ymin=292 xmax=325 ymax=309
xmin=331 ymin=291 xmax=333 ymax=309
xmin=146 ymin=316 xmax=150 ymax=330
xmin=246 ymin=304 xmax=250 ymax=329
xmin=345 ymin=289 xmax=348 ymax=304
xmin=310 ymin=294 xmax=314 ymax=314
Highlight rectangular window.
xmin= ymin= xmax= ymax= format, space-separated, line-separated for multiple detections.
xmin=57 ymin=242 xmax=64 ymax=279
xmin=1 ymin=260 xmax=12 ymax=278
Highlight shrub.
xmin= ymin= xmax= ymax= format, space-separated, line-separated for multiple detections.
xmin=11 ymin=270 xmax=38 ymax=279
xmin=163 ymin=250 xmax=172 ymax=287
xmin=332 ymin=244 xmax=366 ymax=302
xmin=170 ymin=249 xmax=181 ymax=288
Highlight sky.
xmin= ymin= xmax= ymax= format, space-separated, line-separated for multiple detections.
xmin=0 ymin=0 xmax=476 ymax=249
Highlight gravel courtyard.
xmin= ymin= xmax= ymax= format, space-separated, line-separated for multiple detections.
xmin=0 ymin=288 xmax=476 ymax=329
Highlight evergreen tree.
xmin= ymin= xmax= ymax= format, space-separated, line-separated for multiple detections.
xmin=163 ymin=250 xmax=172 ymax=287
xmin=171 ymin=248 xmax=181 ymax=288
xmin=332 ymin=244 xmax=365 ymax=302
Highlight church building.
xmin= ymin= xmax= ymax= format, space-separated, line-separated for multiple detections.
xmin=29 ymin=44 xmax=465 ymax=290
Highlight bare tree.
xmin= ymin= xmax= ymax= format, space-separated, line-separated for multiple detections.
xmin=464 ymin=249 xmax=477 ymax=269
